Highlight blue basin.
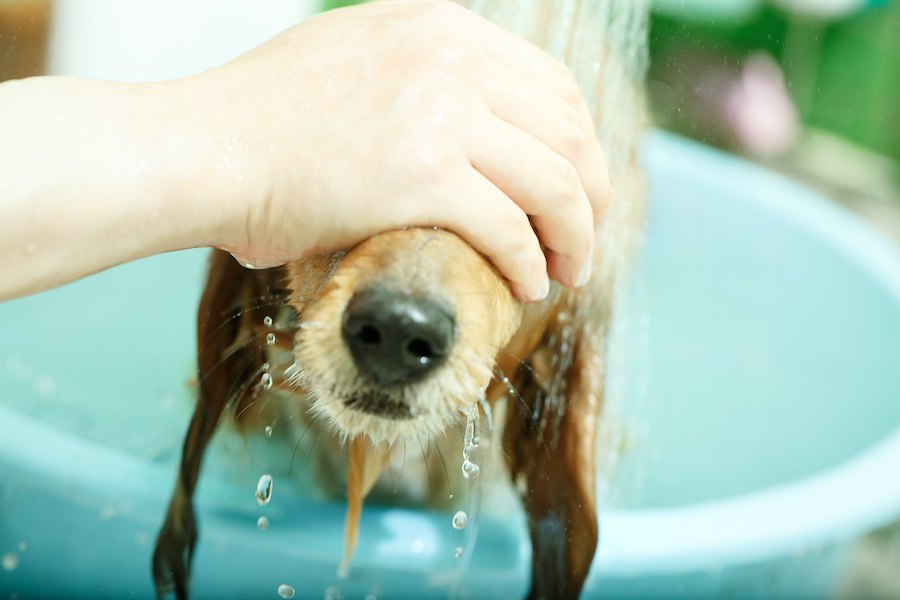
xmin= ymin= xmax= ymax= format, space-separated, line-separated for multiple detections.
xmin=2 ymin=131 xmax=899 ymax=599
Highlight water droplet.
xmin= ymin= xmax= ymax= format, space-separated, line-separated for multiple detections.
xmin=264 ymin=425 xmax=273 ymax=437
xmin=1 ymin=553 xmax=19 ymax=571
xmin=277 ymin=584 xmax=295 ymax=599
xmin=454 ymin=546 xmax=464 ymax=558
xmin=261 ymin=372 xmax=273 ymax=390
xmin=462 ymin=459 xmax=480 ymax=479
xmin=266 ymin=333 xmax=276 ymax=346
xmin=256 ymin=474 xmax=273 ymax=505
xmin=324 ymin=586 xmax=344 ymax=600
xmin=264 ymin=316 xmax=273 ymax=327
xmin=451 ymin=511 xmax=468 ymax=530
xmin=448 ymin=494 xmax=454 ymax=500
xmin=257 ymin=516 xmax=269 ymax=530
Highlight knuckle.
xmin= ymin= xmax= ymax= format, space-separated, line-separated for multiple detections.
xmin=558 ymin=116 xmax=591 ymax=163
xmin=502 ymin=210 xmax=537 ymax=257
xmin=407 ymin=142 xmax=459 ymax=184
xmin=558 ymin=65 xmax=584 ymax=103
xmin=427 ymin=40 xmax=475 ymax=73
xmin=553 ymin=157 xmax=584 ymax=203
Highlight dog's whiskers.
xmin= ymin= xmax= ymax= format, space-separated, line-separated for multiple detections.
xmin=415 ymin=436 xmax=433 ymax=504
xmin=289 ymin=411 xmax=324 ymax=479
xmin=198 ymin=329 xmax=268 ymax=388
xmin=432 ymin=437 xmax=453 ymax=500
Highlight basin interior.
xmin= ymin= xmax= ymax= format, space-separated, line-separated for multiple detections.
xmin=2 ymin=132 xmax=899 ymax=516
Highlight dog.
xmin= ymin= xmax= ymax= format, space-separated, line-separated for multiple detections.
xmin=152 ymin=1 xmax=648 ymax=598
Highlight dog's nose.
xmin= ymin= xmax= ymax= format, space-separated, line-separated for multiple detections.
xmin=342 ymin=287 xmax=455 ymax=386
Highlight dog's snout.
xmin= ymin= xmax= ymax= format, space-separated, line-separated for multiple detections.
xmin=342 ymin=287 xmax=455 ymax=386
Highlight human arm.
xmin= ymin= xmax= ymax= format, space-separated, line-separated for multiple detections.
xmin=0 ymin=0 xmax=611 ymax=303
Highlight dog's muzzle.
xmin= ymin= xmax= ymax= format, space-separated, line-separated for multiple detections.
xmin=341 ymin=286 xmax=455 ymax=389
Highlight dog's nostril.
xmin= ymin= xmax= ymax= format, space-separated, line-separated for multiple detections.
xmin=407 ymin=338 xmax=436 ymax=363
xmin=342 ymin=287 xmax=455 ymax=386
xmin=357 ymin=325 xmax=381 ymax=346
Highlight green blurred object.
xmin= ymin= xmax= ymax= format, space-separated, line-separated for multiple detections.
xmin=648 ymin=2 xmax=900 ymax=161
xmin=321 ymin=0 xmax=363 ymax=10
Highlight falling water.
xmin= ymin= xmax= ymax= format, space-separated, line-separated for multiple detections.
xmin=461 ymin=403 xmax=480 ymax=479
xmin=457 ymin=0 xmax=650 ymax=496
xmin=256 ymin=474 xmax=274 ymax=506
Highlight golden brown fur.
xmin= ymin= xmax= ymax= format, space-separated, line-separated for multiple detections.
xmin=153 ymin=1 xmax=648 ymax=598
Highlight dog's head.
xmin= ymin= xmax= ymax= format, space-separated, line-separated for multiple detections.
xmin=285 ymin=227 xmax=524 ymax=444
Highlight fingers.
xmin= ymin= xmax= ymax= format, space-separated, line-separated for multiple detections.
xmin=477 ymin=63 xmax=613 ymax=228
xmin=466 ymin=116 xmax=594 ymax=288
xmin=436 ymin=170 xmax=549 ymax=303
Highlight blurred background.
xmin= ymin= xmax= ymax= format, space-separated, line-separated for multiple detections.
xmin=1 ymin=0 xmax=898 ymax=597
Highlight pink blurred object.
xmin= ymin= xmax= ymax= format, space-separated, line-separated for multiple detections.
xmin=724 ymin=53 xmax=800 ymax=158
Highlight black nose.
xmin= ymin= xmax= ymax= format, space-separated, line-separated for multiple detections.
xmin=342 ymin=287 xmax=455 ymax=386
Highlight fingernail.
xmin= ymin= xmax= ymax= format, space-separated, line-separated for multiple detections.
xmin=575 ymin=255 xmax=593 ymax=287
xmin=530 ymin=275 xmax=550 ymax=302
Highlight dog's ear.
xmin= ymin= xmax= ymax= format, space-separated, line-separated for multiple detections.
xmin=152 ymin=250 xmax=286 ymax=599
xmin=499 ymin=298 xmax=604 ymax=600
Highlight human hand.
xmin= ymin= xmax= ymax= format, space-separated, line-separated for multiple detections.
xmin=181 ymin=0 xmax=611 ymax=302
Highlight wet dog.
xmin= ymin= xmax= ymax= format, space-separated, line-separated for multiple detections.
xmin=152 ymin=1 xmax=648 ymax=598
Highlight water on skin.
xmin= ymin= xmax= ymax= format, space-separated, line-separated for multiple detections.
xmin=256 ymin=474 xmax=273 ymax=506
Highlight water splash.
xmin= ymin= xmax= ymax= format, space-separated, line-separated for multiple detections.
xmin=461 ymin=404 xmax=480 ymax=479
xmin=256 ymin=474 xmax=273 ymax=506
